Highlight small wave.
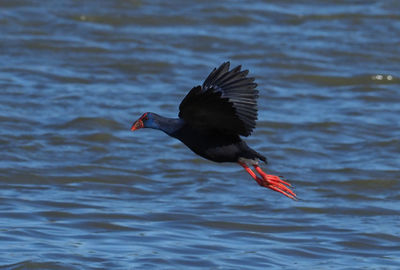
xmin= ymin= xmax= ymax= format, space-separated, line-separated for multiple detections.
xmin=49 ymin=117 xmax=123 ymax=131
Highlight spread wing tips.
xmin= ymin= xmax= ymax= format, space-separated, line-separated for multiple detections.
xmin=180 ymin=62 xmax=259 ymax=137
xmin=203 ymin=62 xmax=230 ymax=88
xmin=204 ymin=63 xmax=257 ymax=96
xmin=204 ymin=62 xmax=259 ymax=136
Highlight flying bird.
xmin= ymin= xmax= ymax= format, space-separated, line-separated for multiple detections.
xmin=131 ymin=62 xmax=296 ymax=200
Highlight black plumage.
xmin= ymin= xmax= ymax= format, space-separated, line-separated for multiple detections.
xmin=131 ymin=62 xmax=296 ymax=200
xmin=179 ymin=62 xmax=258 ymax=137
xmin=172 ymin=62 xmax=265 ymax=163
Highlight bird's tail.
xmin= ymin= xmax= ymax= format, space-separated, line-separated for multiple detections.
xmin=250 ymin=149 xmax=267 ymax=164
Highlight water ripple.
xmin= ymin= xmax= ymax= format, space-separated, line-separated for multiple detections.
xmin=1 ymin=0 xmax=400 ymax=269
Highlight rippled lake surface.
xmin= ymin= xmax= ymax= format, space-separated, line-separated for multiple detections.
xmin=1 ymin=1 xmax=400 ymax=269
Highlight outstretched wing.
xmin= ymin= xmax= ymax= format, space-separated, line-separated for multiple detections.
xmin=178 ymin=62 xmax=259 ymax=136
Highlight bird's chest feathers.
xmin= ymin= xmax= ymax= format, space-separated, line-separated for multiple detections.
xmin=171 ymin=126 xmax=242 ymax=162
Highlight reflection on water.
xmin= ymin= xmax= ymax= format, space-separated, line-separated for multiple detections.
xmin=1 ymin=0 xmax=400 ymax=269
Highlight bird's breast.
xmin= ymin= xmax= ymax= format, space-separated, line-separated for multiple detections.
xmin=171 ymin=125 xmax=244 ymax=163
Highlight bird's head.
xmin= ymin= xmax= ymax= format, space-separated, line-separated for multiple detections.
xmin=130 ymin=112 xmax=157 ymax=131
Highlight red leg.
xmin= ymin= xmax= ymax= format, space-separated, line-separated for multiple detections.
xmin=238 ymin=162 xmax=297 ymax=200
xmin=254 ymin=165 xmax=291 ymax=186
xmin=254 ymin=165 xmax=297 ymax=200
xmin=238 ymin=161 xmax=264 ymax=186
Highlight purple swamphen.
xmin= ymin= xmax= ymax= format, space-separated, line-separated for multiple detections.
xmin=131 ymin=62 xmax=296 ymax=200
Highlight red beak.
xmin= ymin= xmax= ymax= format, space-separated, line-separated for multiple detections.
xmin=130 ymin=119 xmax=144 ymax=131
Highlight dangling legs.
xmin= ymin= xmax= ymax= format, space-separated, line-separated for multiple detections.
xmin=254 ymin=165 xmax=292 ymax=187
xmin=238 ymin=162 xmax=297 ymax=200
xmin=254 ymin=164 xmax=296 ymax=199
xmin=238 ymin=161 xmax=264 ymax=186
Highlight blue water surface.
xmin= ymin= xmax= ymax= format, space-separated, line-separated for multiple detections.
xmin=1 ymin=0 xmax=399 ymax=269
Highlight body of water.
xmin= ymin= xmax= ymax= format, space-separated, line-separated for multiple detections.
xmin=1 ymin=0 xmax=399 ymax=269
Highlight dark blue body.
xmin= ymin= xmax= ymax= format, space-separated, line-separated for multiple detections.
xmin=145 ymin=113 xmax=266 ymax=163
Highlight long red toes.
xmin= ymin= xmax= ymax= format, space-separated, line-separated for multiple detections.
xmin=239 ymin=162 xmax=297 ymax=200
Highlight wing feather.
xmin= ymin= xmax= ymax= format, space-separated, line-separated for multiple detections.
xmin=178 ymin=62 xmax=259 ymax=136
